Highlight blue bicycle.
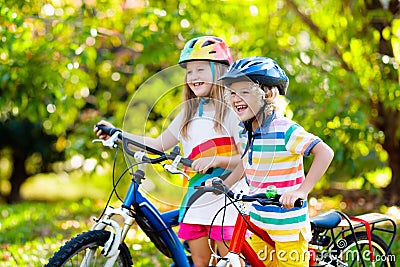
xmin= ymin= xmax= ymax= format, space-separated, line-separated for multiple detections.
xmin=45 ymin=126 xmax=198 ymax=266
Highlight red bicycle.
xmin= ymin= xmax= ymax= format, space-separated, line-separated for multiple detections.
xmin=197 ymin=179 xmax=396 ymax=267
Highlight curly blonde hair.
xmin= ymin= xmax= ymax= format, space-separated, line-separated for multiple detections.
xmin=262 ymin=85 xmax=280 ymax=115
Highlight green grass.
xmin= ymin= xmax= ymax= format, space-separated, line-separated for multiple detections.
xmin=0 ymin=199 xmax=173 ymax=267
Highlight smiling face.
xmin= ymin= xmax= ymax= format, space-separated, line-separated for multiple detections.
xmin=227 ymin=81 xmax=265 ymax=122
xmin=185 ymin=61 xmax=214 ymax=97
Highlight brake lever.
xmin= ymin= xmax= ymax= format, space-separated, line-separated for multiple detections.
xmin=161 ymin=152 xmax=190 ymax=180
xmin=163 ymin=154 xmax=191 ymax=180
xmin=92 ymin=132 xmax=120 ymax=148
xmin=163 ymin=165 xmax=191 ymax=180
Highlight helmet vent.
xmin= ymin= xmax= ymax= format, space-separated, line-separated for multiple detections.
xmin=202 ymin=40 xmax=216 ymax=47
xmin=209 ymin=51 xmax=216 ymax=54
xmin=248 ymin=62 xmax=261 ymax=67
xmin=189 ymin=40 xmax=197 ymax=48
xmin=241 ymin=61 xmax=252 ymax=68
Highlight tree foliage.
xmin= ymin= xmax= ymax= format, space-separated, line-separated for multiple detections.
xmin=0 ymin=0 xmax=399 ymax=205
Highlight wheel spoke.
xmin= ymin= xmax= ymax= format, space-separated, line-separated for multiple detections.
xmin=45 ymin=230 xmax=132 ymax=267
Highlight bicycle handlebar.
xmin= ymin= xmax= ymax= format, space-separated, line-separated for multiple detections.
xmin=96 ymin=125 xmax=162 ymax=156
xmin=195 ymin=179 xmax=304 ymax=208
xmin=96 ymin=125 xmax=123 ymax=139
xmin=96 ymin=124 xmax=212 ymax=173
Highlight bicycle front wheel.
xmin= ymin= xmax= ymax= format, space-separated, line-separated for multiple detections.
xmin=45 ymin=230 xmax=132 ymax=267
xmin=336 ymin=231 xmax=395 ymax=267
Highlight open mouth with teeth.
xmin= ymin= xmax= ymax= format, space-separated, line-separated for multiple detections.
xmin=235 ymin=104 xmax=248 ymax=114
xmin=192 ymin=82 xmax=205 ymax=87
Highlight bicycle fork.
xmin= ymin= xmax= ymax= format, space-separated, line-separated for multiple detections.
xmin=81 ymin=206 xmax=135 ymax=267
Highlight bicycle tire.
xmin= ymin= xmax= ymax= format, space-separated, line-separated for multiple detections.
xmin=334 ymin=231 xmax=395 ymax=267
xmin=45 ymin=230 xmax=133 ymax=267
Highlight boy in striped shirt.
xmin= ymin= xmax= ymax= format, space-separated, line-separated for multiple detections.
xmin=216 ymin=57 xmax=334 ymax=266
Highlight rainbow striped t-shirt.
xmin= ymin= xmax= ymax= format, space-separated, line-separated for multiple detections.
xmin=240 ymin=112 xmax=320 ymax=242
xmin=168 ymin=109 xmax=248 ymax=225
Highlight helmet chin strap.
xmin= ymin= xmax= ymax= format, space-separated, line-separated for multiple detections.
xmin=198 ymin=62 xmax=215 ymax=117
xmin=198 ymin=97 xmax=210 ymax=117
xmin=241 ymin=102 xmax=268 ymax=158
xmin=210 ymin=61 xmax=215 ymax=81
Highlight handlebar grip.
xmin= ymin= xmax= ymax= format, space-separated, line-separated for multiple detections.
xmin=179 ymin=157 xmax=193 ymax=168
xmin=205 ymin=168 xmax=214 ymax=174
xmin=294 ymin=198 xmax=304 ymax=208
xmin=194 ymin=179 xmax=227 ymax=195
xmin=96 ymin=124 xmax=122 ymax=137
xmin=193 ymin=185 xmax=226 ymax=195
xmin=270 ymin=195 xmax=304 ymax=208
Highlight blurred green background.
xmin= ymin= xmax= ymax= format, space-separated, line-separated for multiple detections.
xmin=0 ymin=0 xmax=399 ymax=266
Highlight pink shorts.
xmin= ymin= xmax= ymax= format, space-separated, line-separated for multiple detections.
xmin=177 ymin=223 xmax=235 ymax=242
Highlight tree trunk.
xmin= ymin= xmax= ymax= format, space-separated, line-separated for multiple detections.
xmin=383 ymin=147 xmax=400 ymax=206
xmin=6 ymin=151 xmax=28 ymax=204
xmin=376 ymin=102 xmax=400 ymax=206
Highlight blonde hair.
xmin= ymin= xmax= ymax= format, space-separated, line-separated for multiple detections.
xmin=181 ymin=62 xmax=229 ymax=139
xmin=262 ymin=85 xmax=280 ymax=115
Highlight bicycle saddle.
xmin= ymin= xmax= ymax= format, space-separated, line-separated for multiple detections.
xmin=311 ymin=210 xmax=341 ymax=229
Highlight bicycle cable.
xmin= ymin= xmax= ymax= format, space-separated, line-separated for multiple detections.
xmin=95 ymin=145 xmax=142 ymax=221
xmin=112 ymin=146 xmax=123 ymax=201
xmin=206 ymin=186 xmax=248 ymax=261
xmin=208 ymin=191 xmax=230 ymax=249
xmin=209 ymin=198 xmax=250 ymax=262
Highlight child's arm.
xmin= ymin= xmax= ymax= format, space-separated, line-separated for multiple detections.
xmin=204 ymin=160 xmax=246 ymax=188
xmin=122 ymin=129 xmax=179 ymax=152
xmin=191 ymin=154 xmax=242 ymax=174
xmin=94 ymin=120 xmax=179 ymax=152
xmin=223 ymin=160 xmax=246 ymax=188
xmin=280 ymin=141 xmax=334 ymax=208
